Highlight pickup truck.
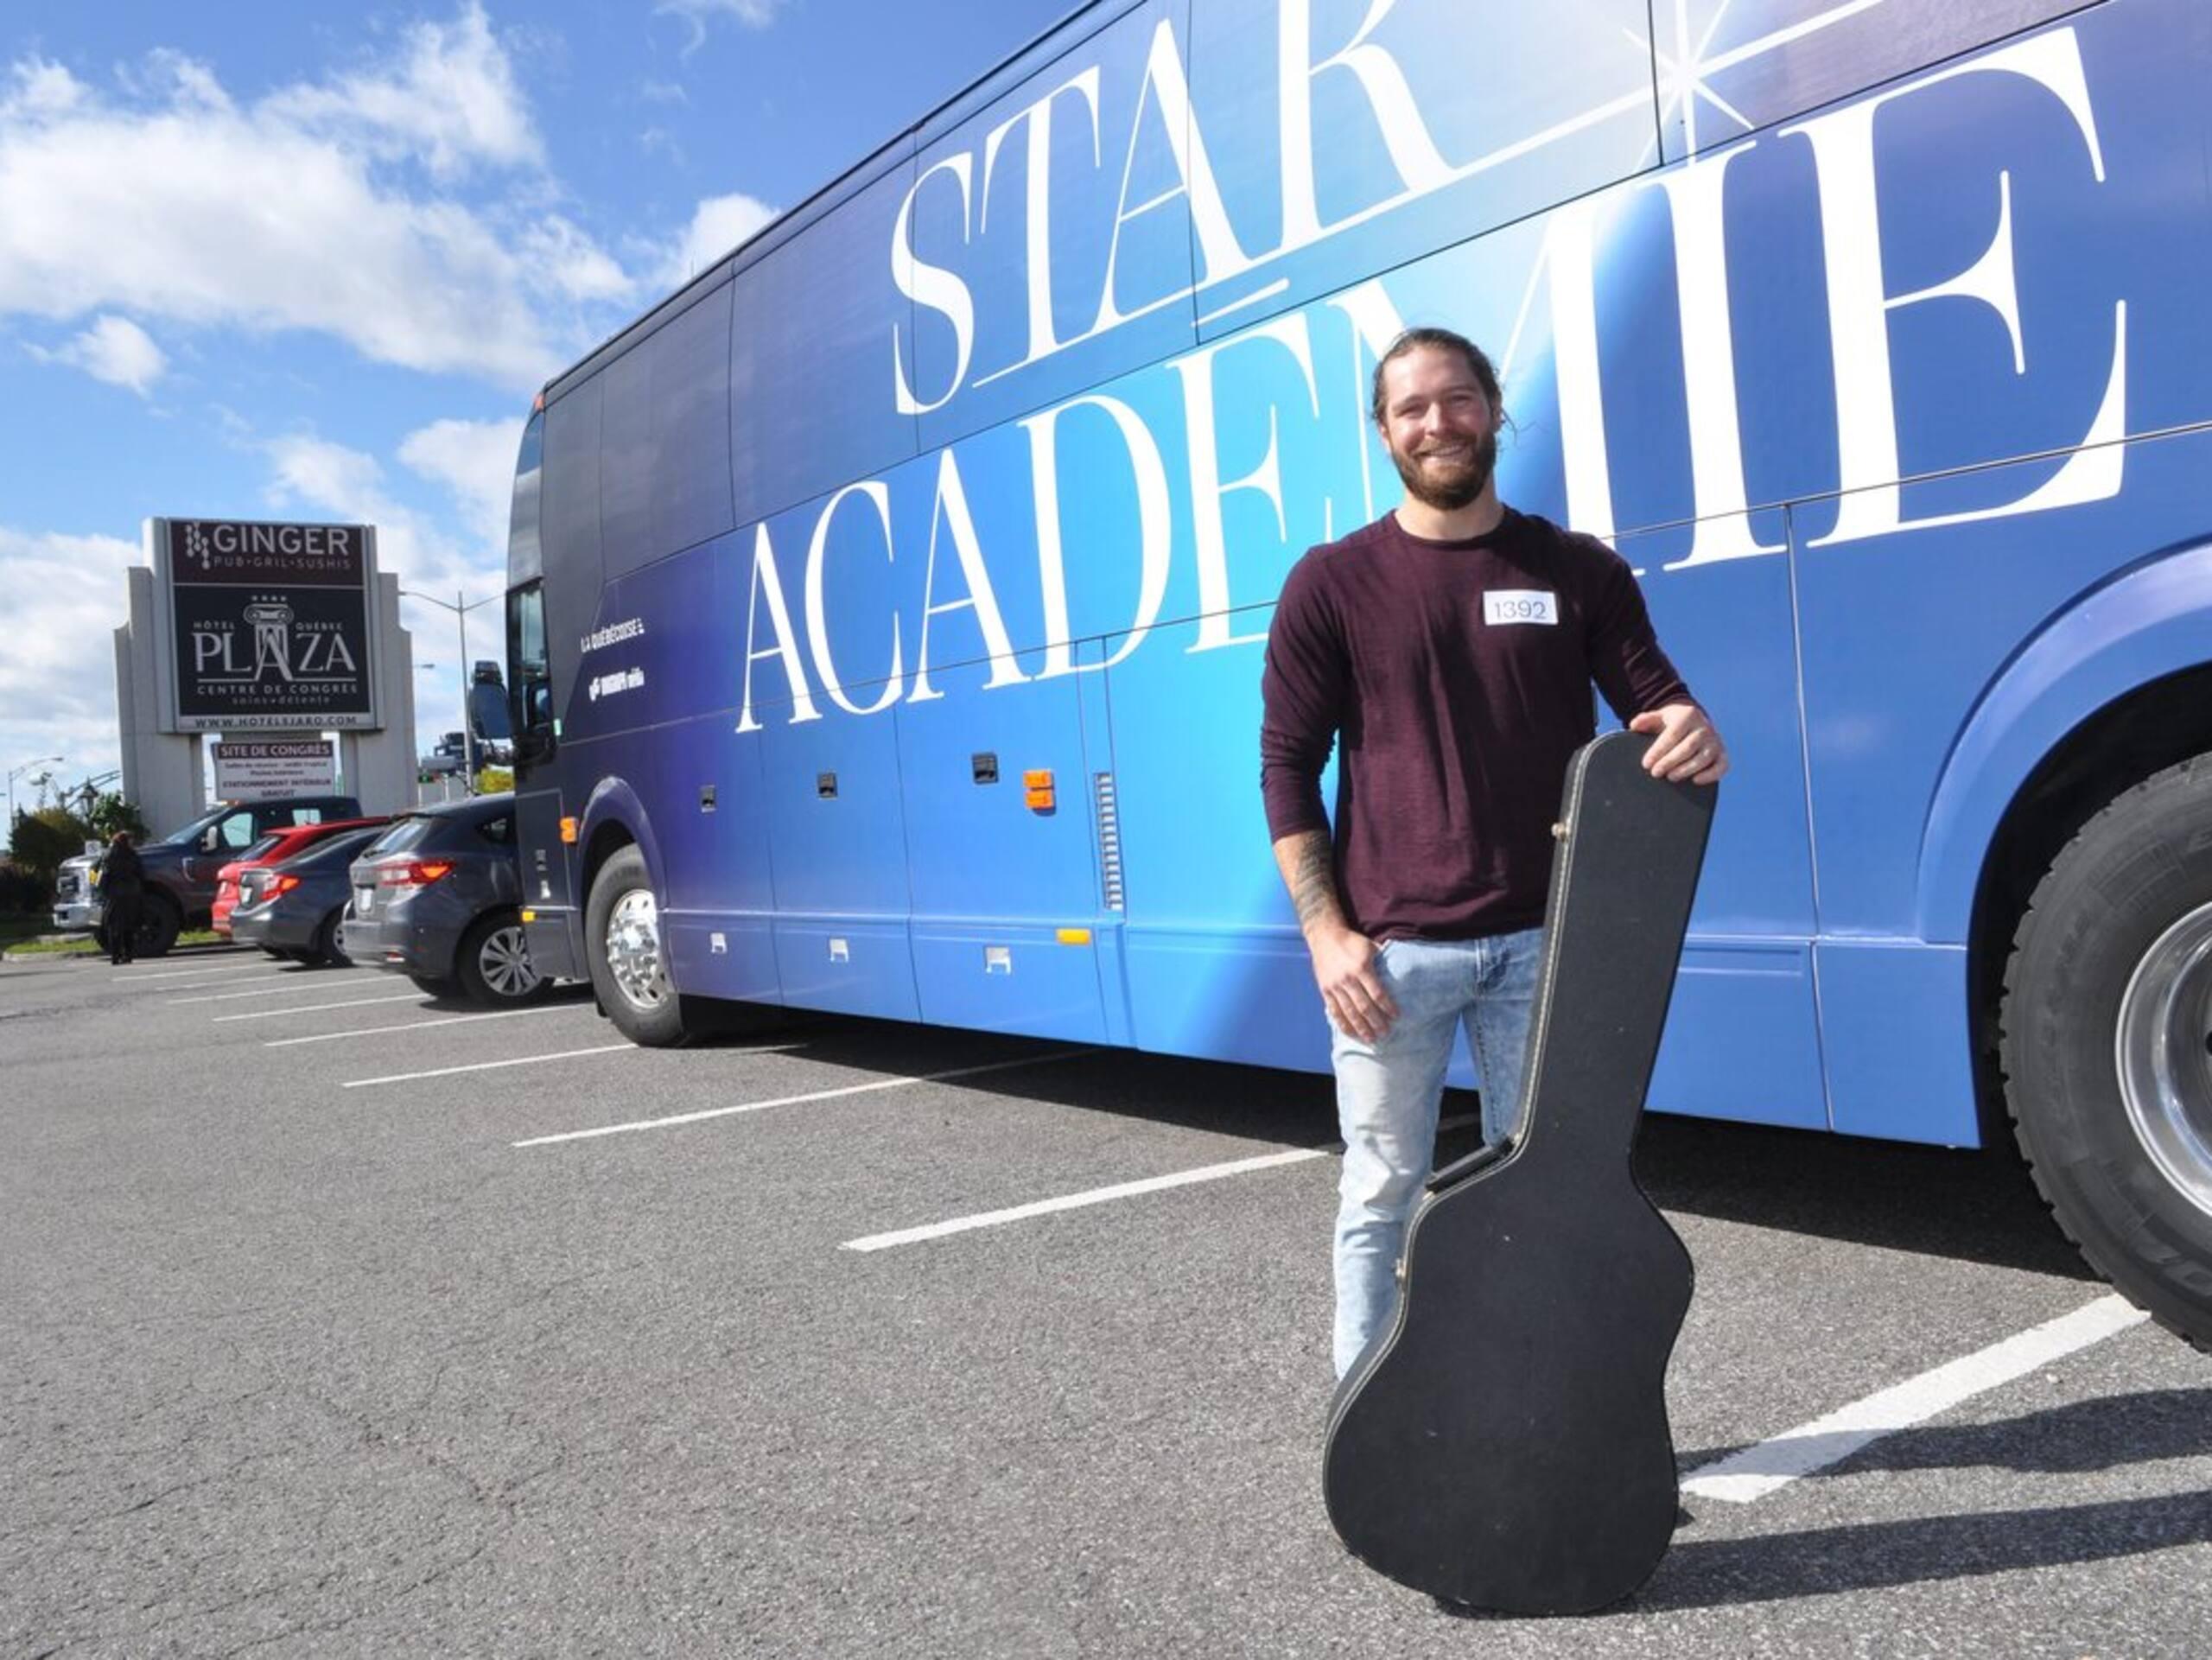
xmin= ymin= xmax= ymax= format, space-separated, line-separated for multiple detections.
xmin=52 ymin=794 xmax=365 ymax=957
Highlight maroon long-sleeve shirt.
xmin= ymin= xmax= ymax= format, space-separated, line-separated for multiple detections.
xmin=1260 ymin=508 xmax=1694 ymax=941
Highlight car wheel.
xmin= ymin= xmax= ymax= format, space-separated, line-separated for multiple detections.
xmin=583 ymin=846 xmax=693 ymax=1046
xmin=2001 ymin=756 xmax=2212 ymax=1352
xmin=313 ymin=907 xmax=353 ymax=969
xmin=136 ymin=896 xmax=181 ymax=959
xmin=456 ymin=908 xmax=550 ymax=1008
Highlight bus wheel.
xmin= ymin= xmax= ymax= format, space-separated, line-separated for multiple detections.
xmin=2001 ymin=756 xmax=2212 ymax=1352
xmin=585 ymin=846 xmax=688 ymax=1046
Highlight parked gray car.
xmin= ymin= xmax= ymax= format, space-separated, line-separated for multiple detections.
xmin=226 ymin=827 xmax=386 ymax=966
xmin=343 ymin=794 xmax=546 ymax=1007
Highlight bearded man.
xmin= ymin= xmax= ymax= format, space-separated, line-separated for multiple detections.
xmin=1258 ymin=327 xmax=1730 ymax=1379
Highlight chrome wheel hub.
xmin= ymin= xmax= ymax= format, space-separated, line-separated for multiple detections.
xmin=605 ymin=888 xmax=667 ymax=1011
xmin=2115 ymin=899 xmax=2212 ymax=1220
xmin=480 ymin=923 xmax=542 ymax=1000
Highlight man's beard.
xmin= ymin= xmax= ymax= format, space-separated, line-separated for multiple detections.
xmin=1390 ymin=429 xmax=1497 ymax=512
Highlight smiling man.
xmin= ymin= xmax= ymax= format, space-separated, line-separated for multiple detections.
xmin=1258 ymin=326 xmax=1729 ymax=1379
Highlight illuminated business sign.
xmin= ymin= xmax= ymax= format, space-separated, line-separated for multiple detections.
xmin=157 ymin=518 xmax=380 ymax=732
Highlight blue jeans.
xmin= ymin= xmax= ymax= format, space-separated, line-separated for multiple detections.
xmin=1330 ymin=929 xmax=1545 ymax=1378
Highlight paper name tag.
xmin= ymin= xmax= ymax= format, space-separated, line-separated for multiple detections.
xmin=1484 ymin=590 xmax=1558 ymax=626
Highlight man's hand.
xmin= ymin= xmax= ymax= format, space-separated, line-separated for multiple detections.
xmin=1310 ymin=924 xmax=1397 ymax=1045
xmin=1272 ymin=829 xmax=1397 ymax=1043
xmin=1630 ymin=703 xmax=1728 ymax=785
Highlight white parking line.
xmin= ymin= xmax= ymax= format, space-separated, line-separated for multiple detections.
xmin=512 ymin=1048 xmax=1096 ymax=1148
xmin=344 ymin=1044 xmax=639 ymax=1088
xmin=215 ymin=994 xmax=426 ymax=1023
xmin=1681 ymin=1294 xmax=2150 ymax=1504
xmin=265 ymin=1002 xmax=594 ymax=1046
xmin=120 ymin=961 xmax=284 ymax=984
xmin=172 ymin=976 xmax=365 ymax=1005
xmin=838 ymin=1110 xmax=1481 ymax=1253
xmin=843 ymin=1147 xmax=1329 ymax=1252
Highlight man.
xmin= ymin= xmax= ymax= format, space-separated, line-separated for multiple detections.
xmin=1259 ymin=327 xmax=1728 ymax=1379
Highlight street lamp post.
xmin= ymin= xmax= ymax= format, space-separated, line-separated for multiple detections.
xmin=7 ymin=755 xmax=63 ymax=839
xmin=400 ymin=589 xmax=496 ymax=795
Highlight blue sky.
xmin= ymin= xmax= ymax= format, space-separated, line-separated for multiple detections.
xmin=0 ymin=0 xmax=1072 ymax=817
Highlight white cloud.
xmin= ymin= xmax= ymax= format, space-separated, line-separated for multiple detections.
xmin=261 ymin=2 xmax=541 ymax=180
xmin=2 ymin=58 xmax=87 ymax=122
xmin=263 ymin=434 xmax=500 ymax=605
xmin=519 ymin=215 xmax=636 ymax=304
xmin=0 ymin=525 xmax=145 ymax=791
xmin=27 ymin=314 xmax=168 ymax=395
xmin=0 ymin=18 xmax=640 ymax=389
xmin=660 ymin=190 xmax=778 ymax=288
xmin=398 ymin=416 xmax=527 ymax=554
xmin=656 ymin=0 xmax=789 ymax=57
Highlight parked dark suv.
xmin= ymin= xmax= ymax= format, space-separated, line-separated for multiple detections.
xmin=344 ymin=794 xmax=547 ymax=1007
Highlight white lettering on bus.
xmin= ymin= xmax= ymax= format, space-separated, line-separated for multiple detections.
xmin=1089 ymin=16 xmax=1255 ymax=338
xmin=983 ymin=66 xmax=1103 ymax=374
xmin=1322 ymin=278 xmax=1409 ymax=530
xmin=804 ymin=480 xmax=904 ymax=716
xmin=892 ymin=154 xmax=977 ymax=417
xmin=1020 ymin=390 xmax=1172 ymax=677
xmin=1173 ymin=313 xmax=1320 ymax=653
xmin=1788 ymin=29 xmax=2123 ymax=546
xmin=909 ymin=448 xmax=1029 ymax=703
xmin=736 ymin=521 xmax=823 ymax=733
xmin=1275 ymin=0 xmax=1454 ymax=251
xmin=1654 ymin=140 xmax=1785 ymax=570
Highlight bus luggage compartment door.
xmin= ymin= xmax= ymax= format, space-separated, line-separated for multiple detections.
xmin=895 ymin=649 xmax=1110 ymax=1045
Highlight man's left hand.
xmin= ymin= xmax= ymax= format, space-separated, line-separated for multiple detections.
xmin=1630 ymin=703 xmax=1729 ymax=785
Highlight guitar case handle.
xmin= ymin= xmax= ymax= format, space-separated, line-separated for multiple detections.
xmin=1424 ymin=1134 xmax=1516 ymax=1195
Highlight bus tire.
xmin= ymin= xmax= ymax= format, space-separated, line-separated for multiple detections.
xmin=585 ymin=845 xmax=689 ymax=1046
xmin=2000 ymin=754 xmax=2212 ymax=1352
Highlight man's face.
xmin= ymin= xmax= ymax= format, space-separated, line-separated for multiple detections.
xmin=1376 ymin=346 xmax=1499 ymax=512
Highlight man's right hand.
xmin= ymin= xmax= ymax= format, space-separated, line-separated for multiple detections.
xmin=1310 ymin=925 xmax=1398 ymax=1045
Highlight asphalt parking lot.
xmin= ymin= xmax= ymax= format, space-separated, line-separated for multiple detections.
xmin=3 ymin=945 xmax=2209 ymax=1657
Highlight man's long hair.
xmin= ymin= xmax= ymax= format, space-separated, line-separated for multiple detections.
xmin=1370 ymin=327 xmax=1503 ymax=426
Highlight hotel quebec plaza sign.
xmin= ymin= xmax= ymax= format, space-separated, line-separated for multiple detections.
xmin=153 ymin=518 xmax=384 ymax=734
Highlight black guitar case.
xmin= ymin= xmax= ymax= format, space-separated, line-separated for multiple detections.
xmin=1320 ymin=729 xmax=1716 ymax=1614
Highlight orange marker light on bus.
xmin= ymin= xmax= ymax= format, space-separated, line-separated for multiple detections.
xmin=1024 ymin=769 xmax=1055 ymax=811
xmin=559 ymin=817 xmax=579 ymax=844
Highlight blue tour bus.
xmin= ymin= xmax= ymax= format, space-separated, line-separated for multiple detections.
xmin=504 ymin=0 xmax=2212 ymax=1344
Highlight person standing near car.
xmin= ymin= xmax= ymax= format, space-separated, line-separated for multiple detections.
xmin=1259 ymin=327 xmax=1730 ymax=1379
xmin=99 ymin=831 xmax=145 ymax=966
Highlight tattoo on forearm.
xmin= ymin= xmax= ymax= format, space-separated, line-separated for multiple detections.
xmin=1285 ymin=833 xmax=1343 ymax=933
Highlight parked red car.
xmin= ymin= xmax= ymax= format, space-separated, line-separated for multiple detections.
xmin=213 ymin=817 xmax=391 ymax=944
